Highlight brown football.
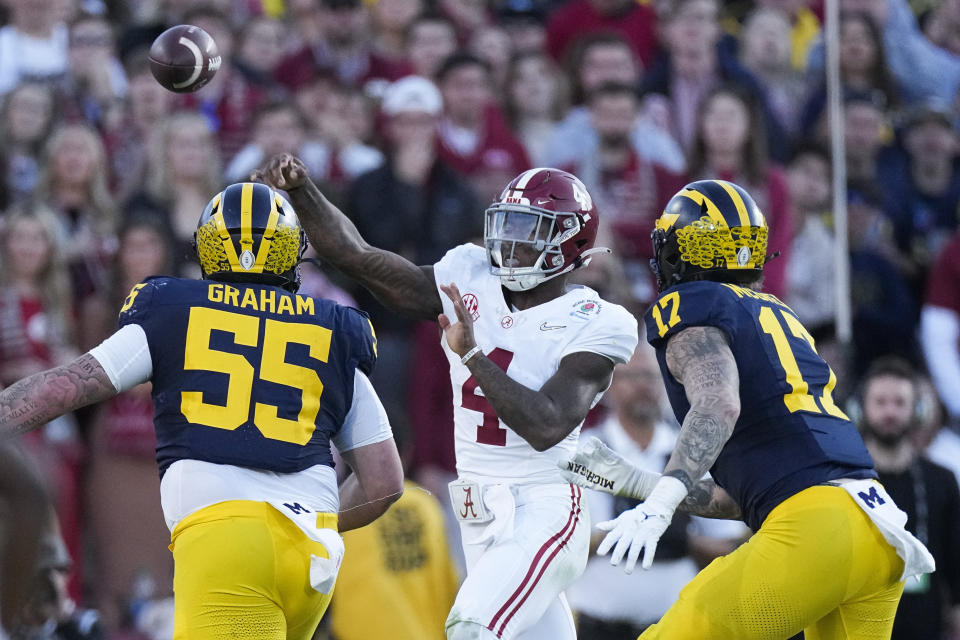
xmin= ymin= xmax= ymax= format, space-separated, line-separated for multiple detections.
xmin=148 ymin=24 xmax=221 ymax=93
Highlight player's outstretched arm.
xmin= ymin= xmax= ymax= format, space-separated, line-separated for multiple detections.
xmin=661 ymin=326 xmax=740 ymax=495
xmin=253 ymin=154 xmax=442 ymax=320
xmin=0 ymin=354 xmax=117 ymax=442
xmin=439 ymin=283 xmax=615 ymax=450
xmin=337 ymin=438 xmax=405 ymax=532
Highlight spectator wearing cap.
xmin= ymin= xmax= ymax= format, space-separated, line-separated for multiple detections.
xmin=346 ymin=75 xmax=480 ymax=456
xmin=0 ymin=0 xmax=69 ymax=96
xmin=275 ymin=0 xmax=412 ymax=96
xmin=544 ymin=0 xmax=658 ymax=68
xmin=542 ymin=32 xmax=685 ymax=173
xmin=434 ymin=52 xmax=531 ymax=201
xmin=885 ymin=104 xmax=960 ymax=290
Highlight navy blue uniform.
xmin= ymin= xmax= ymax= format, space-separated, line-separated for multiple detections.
xmin=644 ymin=281 xmax=875 ymax=531
xmin=118 ymin=276 xmax=377 ymax=476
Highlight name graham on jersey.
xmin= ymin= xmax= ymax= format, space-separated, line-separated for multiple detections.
xmin=207 ymin=283 xmax=315 ymax=316
xmin=565 ymin=461 xmax=615 ymax=490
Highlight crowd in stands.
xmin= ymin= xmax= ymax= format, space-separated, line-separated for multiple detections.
xmin=1 ymin=0 xmax=959 ymax=637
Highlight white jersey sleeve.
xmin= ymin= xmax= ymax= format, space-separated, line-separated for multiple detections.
xmin=331 ymin=370 xmax=393 ymax=453
xmin=559 ymin=300 xmax=639 ymax=365
xmin=88 ymin=323 xmax=153 ymax=392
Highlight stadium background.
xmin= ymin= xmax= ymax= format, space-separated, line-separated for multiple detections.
xmin=0 ymin=0 xmax=959 ymax=636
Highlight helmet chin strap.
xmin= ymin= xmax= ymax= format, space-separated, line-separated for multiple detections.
xmin=498 ymin=246 xmax=612 ymax=292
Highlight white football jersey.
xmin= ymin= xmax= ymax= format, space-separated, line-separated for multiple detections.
xmin=434 ymin=243 xmax=639 ymax=484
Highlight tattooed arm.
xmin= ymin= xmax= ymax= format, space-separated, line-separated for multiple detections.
xmin=661 ymin=326 xmax=741 ymax=515
xmin=680 ymin=477 xmax=742 ymax=520
xmin=0 ymin=353 xmax=117 ymax=441
xmin=253 ymin=154 xmax=442 ymax=320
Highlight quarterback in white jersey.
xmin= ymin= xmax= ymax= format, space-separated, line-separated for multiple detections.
xmin=254 ymin=157 xmax=639 ymax=640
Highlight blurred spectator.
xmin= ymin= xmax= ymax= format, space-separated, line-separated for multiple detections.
xmin=737 ymin=7 xmax=808 ymax=136
xmin=807 ymin=0 xmax=960 ymax=106
xmin=8 ymin=529 xmax=104 ymax=640
xmin=641 ymin=0 xmax=787 ymax=162
xmin=886 ymin=103 xmax=960 ymax=292
xmin=841 ymin=91 xmax=895 ymax=192
xmin=467 ymin=25 xmax=513 ymax=95
xmin=800 ymin=12 xmax=899 ymax=138
xmin=436 ymin=0 xmax=491 ymax=45
xmin=560 ymin=82 xmax=685 ymax=305
xmin=754 ymin=0 xmax=821 ymax=71
xmin=0 ymin=204 xmax=84 ymax=603
xmin=686 ymin=85 xmax=793 ymax=299
xmin=543 ymin=32 xmax=685 ymax=173
xmin=348 ymin=73 xmax=479 ymax=465
xmin=847 ymin=186 xmax=920 ymax=375
xmin=35 ymin=123 xmax=117 ymax=302
xmin=504 ymin=51 xmax=567 ymax=166
xmin=173 ymin=6 xmax=270 ymax=160
xmin=435 ymin=53 xmax=531 ymax=201
xmin=783 ymin=142 xmax=835 ymax=334
xmin=329 ymin=435 xmax=459 ymax=640
xmin=80 ymin=217 xmax=174 ymax=633
xmin=0 ymin=82 xmax=58 ymax=205
xmin=225 ymin=98 xmax=382 ymax=187
xmin=567 ymin=345 xmax=749 ymax=638
xmin=59 ymin=12 xmax=127 ymax=129
xmin=921 ymin=231 xmax=960 ymax=421
xmin=329 ymin=482 xmax=460 ymax=640
xmin=0 ymin=442 xmax=52 ymax=631
xmin=923 ymin=0 xmax=960 ymax=56
xmin=124 ymin=111 xmax=222 ymax=273
xmin=370 ymin=0 xmax=424 ymax=61
xmin=404 ymin=12 xmax=459 ymax=80
xmin=544 ymin=0 xmax=657 ymax=68
xmin=856 ymin=357 xmax=960 ymax=640
xmin=232 ymin=15 xmax=288 ymax=95
xmin=497 ymin=0 xmax=548 ymax=54
xmin=914 ymin=376 xmax=960 ymax=491
xmin=102 ymin=54 xmax=175 ymax=203
xmin=0 ymin=0 xmax=70 ymax=95
xmin=275 ymin=0 xmax=411 ymax=97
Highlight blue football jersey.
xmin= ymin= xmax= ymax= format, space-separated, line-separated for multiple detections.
xmin=118 ymin=276 xmax=377 ymax=475
xmin=644 ymin=281 xmax=875 ymax=531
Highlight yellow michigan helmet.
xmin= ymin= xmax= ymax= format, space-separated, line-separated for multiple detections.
xmin=651 ymin=179 xmax=770 ymax=292
xmin=194 ymin=182 xmax=307 ymax=292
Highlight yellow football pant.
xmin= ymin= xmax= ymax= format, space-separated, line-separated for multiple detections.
xmin=641 ymin=485 xmax=905 ymax=640
xmin=170 ymin=500 xmax=338 ymax=640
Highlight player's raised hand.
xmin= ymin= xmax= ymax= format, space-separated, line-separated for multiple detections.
xmin=595 ymin=475 xmax=687 ymax=573
xmin=251 ymin=153 xmax=309 ymax=191
xmin=438 ymin=282 xmax=477 ymax=358
xmin=558 ymin=436 xmax=661 ymax=499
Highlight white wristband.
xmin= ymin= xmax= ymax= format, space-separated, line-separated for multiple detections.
xmin=461 ymin=345 xmax=483 ymax=365
xmin=645 ymin=475 xmax=689 ymax=513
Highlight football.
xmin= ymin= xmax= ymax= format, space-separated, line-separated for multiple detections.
xmin=148 ymin=24 xmax=221 ymax=93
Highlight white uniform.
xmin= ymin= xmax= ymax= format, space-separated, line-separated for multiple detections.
xmin=434 ymin=243 xmax=638 ymax=640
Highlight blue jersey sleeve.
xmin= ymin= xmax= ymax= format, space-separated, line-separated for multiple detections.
xmin=340 ymin=306 xmax=378 ymax=376
xmin=117 ymin=277 xmax=167 ymax=329
xmin=644 ymin=281 xmax=739 ymax=350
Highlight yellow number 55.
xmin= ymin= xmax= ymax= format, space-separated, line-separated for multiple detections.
xmin=181 ymin=307 xmax=331 ymax=446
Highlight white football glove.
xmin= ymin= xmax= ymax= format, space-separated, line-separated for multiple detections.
xmin=595 ymin=476 xmax=687 ymax=573
xmin=558 ymin=436 xmax=660 ymax=499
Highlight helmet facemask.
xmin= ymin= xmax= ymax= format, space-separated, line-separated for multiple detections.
xmin=484 ymin=203 xmax=586 ymax=291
